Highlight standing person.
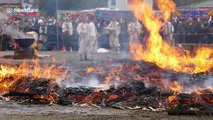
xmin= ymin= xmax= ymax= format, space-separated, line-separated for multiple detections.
xmin=164 ymin=20 xmax=174 ymax=46
xmin=88 ymin=17 xmax=99 ymax=60
xmin=42 ymin=19 xmax=56 ymax=51
xmin=62 ymin=17 xmax=73 ymax=51
xmin=128 ymin=18 xmax=142 ymax=44
xmin=105 ymin=18 xmax=121 ymax=53
xmin=39 ymin=21 xmax=47 ymax=47
xmin=24 ymin=19 xmax=35 ymax=33
xmin=77 ymin=17 xmax=90 ymax=61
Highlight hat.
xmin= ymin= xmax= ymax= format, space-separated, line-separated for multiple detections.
xmin=38 ymin=19 xmax=43 ymax=24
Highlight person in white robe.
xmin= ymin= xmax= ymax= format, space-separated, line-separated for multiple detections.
xmin=128 ymin=18 xmax=142 ymax=44
xmin=164 ymin=21 xmax=174 ymax=46
xmin=105 ymin=18 xmax=121 ymax=53
xmin=88 ymin=17 xmax=99 ymax=60
xmin=77 ymin=17 xmax=90 ymax=61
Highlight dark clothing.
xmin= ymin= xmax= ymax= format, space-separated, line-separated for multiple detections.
xmin=209 ymin=21 xmax=213 ymax=28
xmin=62 ymin=32 xmax=71 ymax=50
xmin=42 ymin=24 xmax=57 ymax=50
xmin=199 ymin=27 xmax=211 ymax=44
xmin=0 ymin=27 xmax=3 ymax=50
xmin=24 ymin=25 xmax=35 ymax=33
xmin=34 ymin=23 xmax=40 ymax=35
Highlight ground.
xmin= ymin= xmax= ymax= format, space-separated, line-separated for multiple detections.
xmin=0 ymin=51 xmax=212 ymax=120
xmin=0 ymin=101 xmax=212 ymax=120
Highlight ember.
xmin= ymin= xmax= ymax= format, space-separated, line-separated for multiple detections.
xmin=0 ymin=59 xmax=212 ymax=115
xmin=0 ymin=0 xmax=213 ymax=117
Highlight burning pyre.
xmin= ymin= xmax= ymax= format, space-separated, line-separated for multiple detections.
xmin=129 ymin=0 xmax=213 ymax=74
xmin=0 ymin=0 xmax=213 ymax=116
xmin=0 ymin=59 xmax=212 ymax=115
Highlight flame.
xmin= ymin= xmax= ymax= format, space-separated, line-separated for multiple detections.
xmin=167 ymin=81 xmax=183 ymax=104
xmin=169 ymin=81 xmax=183 ymax=93
xmin=86 ymin=66 xmax=94 ymax=73
xmin=107 ymin=94 xmax=119 ymax=101
xmin=128 ymin=0 xmax=213 ymax=74
xmin=167 ymin=94 xmax=178 ymax=104
xmin=0 ymin=59 xmax=66 ymax=94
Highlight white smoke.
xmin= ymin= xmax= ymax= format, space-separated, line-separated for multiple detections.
xmin=203 ymin=77 xmax=213 ymax=89
xmin=56 ymin=74 xmax=103 ymax=88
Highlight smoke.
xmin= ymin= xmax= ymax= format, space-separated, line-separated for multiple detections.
xmin=56 ymin=73 xmax=106 ymax=89
xmin=203 ymin=77 xmax=213 ymax=89
xmin=4 ymin=25 xmax=29 ymax=39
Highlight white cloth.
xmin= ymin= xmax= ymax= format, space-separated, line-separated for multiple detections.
xmin=89 ymin=22 xmax=98 ymax=38
xmin=77 ymin=22 xmax=90 ymax=54
xmin=88 ymin=22 xmax=98 ymax=53
xmin=164 ymin=21 xmax=174 ymax=35
xmin=164 ymin=21 xmax=174 ymax=46
xmin=39 ymin=25 xmax=47 ymax=42
xmin=128 ymin=21 xmax=141 ymax=44
xmin=62 ymin=21 xmax=73 ymax=35
xmin=106 ymin=21 xmax=120 ymax=47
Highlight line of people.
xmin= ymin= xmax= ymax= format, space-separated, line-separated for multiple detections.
xmin=38 ymin=16 xmax=143 ymax=61
xmin=4 ymin=15 xmax=213 ymax=60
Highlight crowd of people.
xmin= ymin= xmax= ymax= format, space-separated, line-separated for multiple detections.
xmin=0 ymin=15 xmax=143 ymax=59
xmin=0 ymin=14 xmax=213 ymax=60
xmin=173 ymin=17 xmax=213 ymax=44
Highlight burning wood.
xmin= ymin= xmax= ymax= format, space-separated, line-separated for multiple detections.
xmin=0 ymin=0 xmax=212 ymax=116
xmin=0 ymin=58 xmax=212 ymax=116
xmin=129 ymin=0 xmax=213 ymax=74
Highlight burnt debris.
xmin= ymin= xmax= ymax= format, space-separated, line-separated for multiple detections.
xmin=0 ymin=60 xmax=212 ymax=115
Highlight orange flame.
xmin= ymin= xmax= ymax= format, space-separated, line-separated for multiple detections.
xmin=86 ymin=66 xmax=94 ymax=73
xmin=169 ymin=81 xmax=183 ymax=93
xmin=167 ymin=81 xmax=183 ymax=104
xmin=0 ymin=59 xmax=66 ymax=94
xmin=128 ymin=0 xmax=213 ymax=74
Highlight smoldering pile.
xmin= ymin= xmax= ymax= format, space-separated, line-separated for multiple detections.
xmin=0 ymin=59 xmax=213 ymax=115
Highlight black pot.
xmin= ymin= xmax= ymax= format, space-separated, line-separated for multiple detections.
xmin=14 ymin=38 xmax=35 ymax=59
xmin=14 ymin=38 xmax=34 ymax=48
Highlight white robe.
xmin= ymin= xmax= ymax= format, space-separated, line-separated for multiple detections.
xmin=106 ymin=21 xmax=120 ymax=48
xmin=77 ymin=22 xmax=90 ymax=54
xmin=88 ymin=22 xmax=98 ymax=53
xmin=164 ymin=21 xmax=174 ymax=46
xmin=128 ymin=21 xmax=141 ymax=44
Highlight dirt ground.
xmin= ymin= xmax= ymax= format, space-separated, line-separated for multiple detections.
xmin=0 ymin=51 xmax=213 ymax=120
xmin=0 ymin=101 xmax=212 ymax=120
xmin=0 ymin=109 xmax=213 ymax=120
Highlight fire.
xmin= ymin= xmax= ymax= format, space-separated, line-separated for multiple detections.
xmin=169 ymin=81 xmax=183 ymax=93
xmin=0 ymin=59 xmax=65 ymax=94
xmin=167 ymin=94 xmax=178 ymax=104
xmin=167 ymin=81 xmax=183 ymax=104
xmin=86 ymin=66 xmax=94 ymax=73
xmin=128 ymin=0 xmax=213 ymax=74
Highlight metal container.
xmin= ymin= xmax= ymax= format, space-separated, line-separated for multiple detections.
xmin=14 ymin=38 xmax=35 ymax=59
